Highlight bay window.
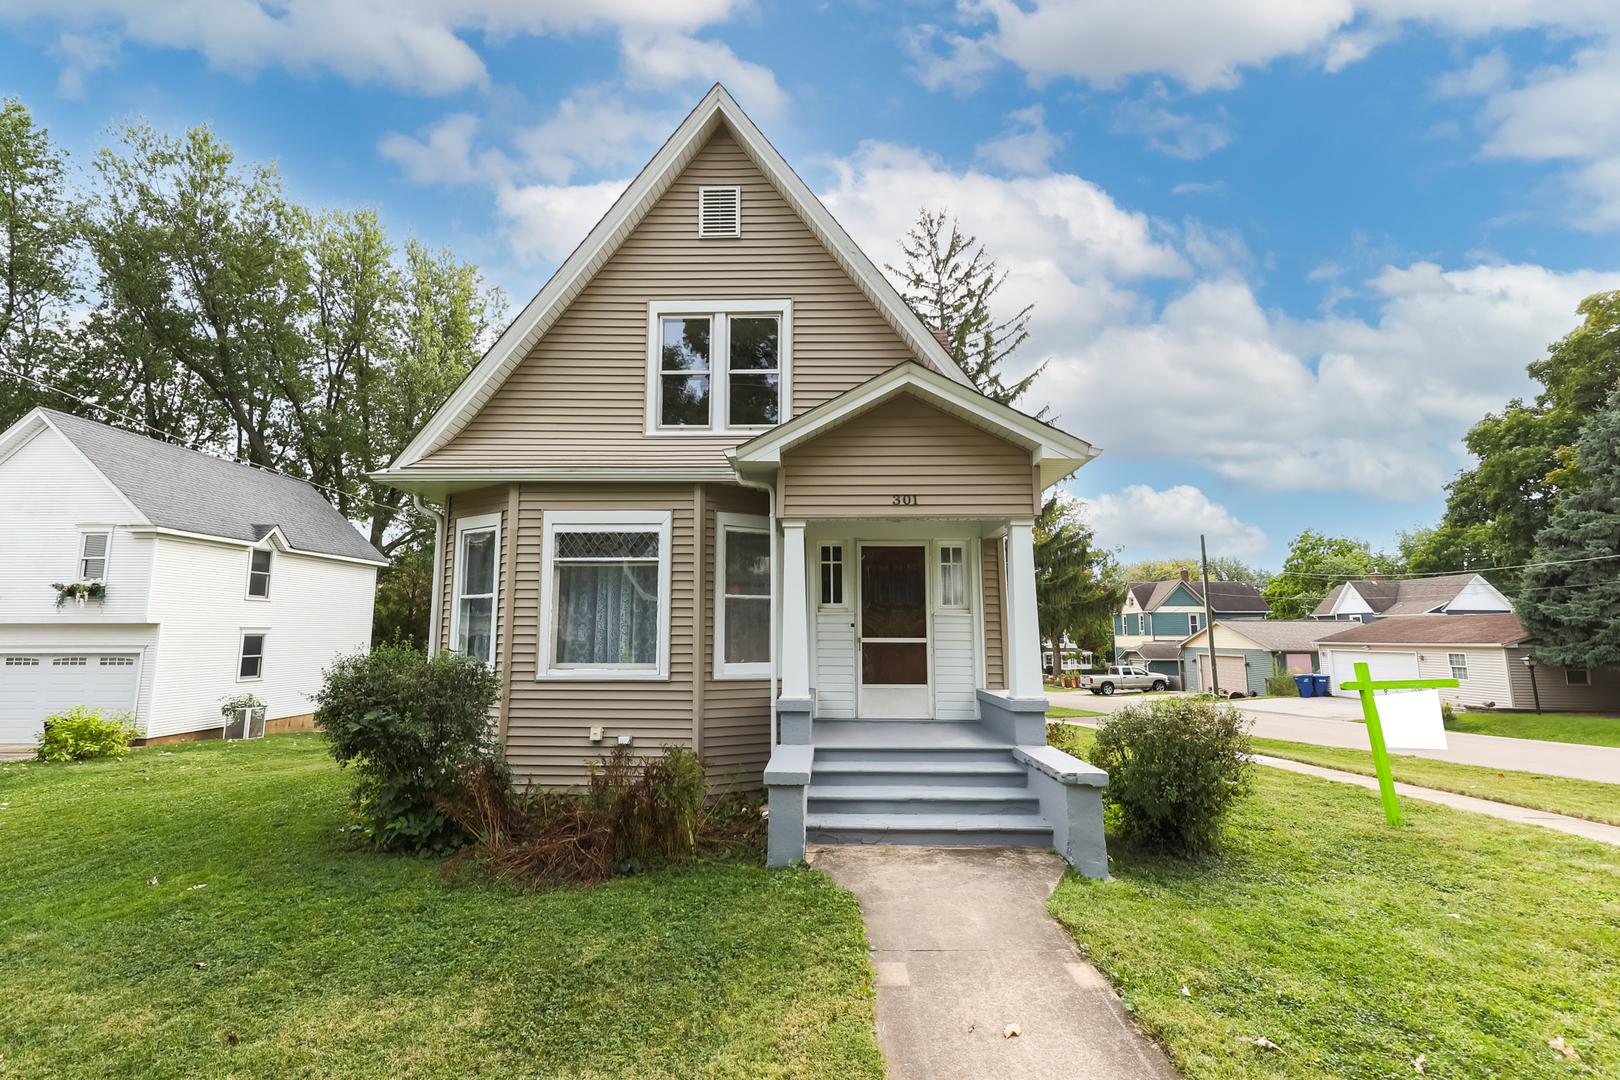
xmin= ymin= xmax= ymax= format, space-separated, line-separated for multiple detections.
xmin=542 ymin=511 xmax=672 ymax=679
xmin=716 ymin=513 xmax=770 ymax=678
xmin=452 ymin=513 xmax=500 ymax=664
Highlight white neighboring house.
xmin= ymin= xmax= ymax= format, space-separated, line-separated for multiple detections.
xmin=0 ymin=408 xmax=388 ymax=749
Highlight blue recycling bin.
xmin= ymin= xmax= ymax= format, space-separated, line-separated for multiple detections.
xmin=1292 ymin=673 xmax=1315 ymax=697
xmin=1313 ymin=674 xmax=1332 ymax=697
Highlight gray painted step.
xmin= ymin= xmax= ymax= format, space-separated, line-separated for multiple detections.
xmin=808 ymin=785 xmax=1040 ymax=816
xmin=811 ymin=759 xmax=1029 ymax=787
xmin=806 ymin=812 xmax=1053 ymax=848
xmin=814 ymin=746 xmax=1014 ymax=764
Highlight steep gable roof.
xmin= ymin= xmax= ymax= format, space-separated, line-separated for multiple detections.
xmin=1139 ymin=577 xmax=1269 ymax=614
xmin=389 ymin=84 xmax=973 ymax=472
xmin=1310 ymin=574 xmax=1504 ymax=618
xmin=17 ymin=409 xmax=386 ymax=564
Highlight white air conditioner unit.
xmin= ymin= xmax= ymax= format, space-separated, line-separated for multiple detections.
xmin=698 ymin=186 xmax=741 ymax=238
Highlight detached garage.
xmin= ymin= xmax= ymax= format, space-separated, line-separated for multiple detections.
xmin=1321 ymin=648 xmax=1418 ymax=695
xmin=0 ymin=652 xmax=142 ymax=745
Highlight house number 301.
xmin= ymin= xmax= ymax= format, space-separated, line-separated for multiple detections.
xmin=891 ymin=494 xmax=919 ymax=506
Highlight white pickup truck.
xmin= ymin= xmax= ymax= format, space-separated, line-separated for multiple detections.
xmin=1076 ymin=665 xmax=1168 ymax=696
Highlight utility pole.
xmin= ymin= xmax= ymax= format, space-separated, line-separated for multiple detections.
xmin=1201 ymin=534 xmax=1219 ymax=698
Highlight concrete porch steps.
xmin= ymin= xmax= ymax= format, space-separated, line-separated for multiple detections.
xmin=804 ymin=719 xmax=1056 ymax=848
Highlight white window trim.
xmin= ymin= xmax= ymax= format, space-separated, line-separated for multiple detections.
xmin=245 ymin=546 xmax=273 ymax=601
xmin=933 ymin=540 xmax=971 ymax=612
xmin=450 ymin=512 xmax=502 ymax=663
xmin=818 ymin=540 xmax=849 ymax=610
xmin=714 ymin=512 xmax=771 ymax=680
xmin=78 ymin=526 xmax=113 ymax=581
xmin=237 ymin=628 xmax=268 ymax=682
xmin=645 ymin=299 xmax=793 ymax=436
xmin=539 ymin=509 xmax=672 ymax=681
xmin=1188 ymin=612 xmax=1201 ymax=634
xmin=1447 ymin=652 xmax=1469 ymax=680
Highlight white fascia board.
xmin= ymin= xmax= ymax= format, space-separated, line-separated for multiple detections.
xmin=143 ymin=525 xmax=390 ymax=567
xmin=31 ymin=411 xmax=153 ymax=526
xmin=1315 ymin=639 xmax=1517 ymax=649
xmin=370 ymin=466 xmax=738 ymax=499
xmin=389 ymin=84 xmax=974 ymax=472
xmin=0 ymin=409 xmax=49 ymax=468
xmin=730 ymin=362 xmax=1097 ymax=474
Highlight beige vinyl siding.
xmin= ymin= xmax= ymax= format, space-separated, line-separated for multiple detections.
xmin=1414 ymin=646 xmax=1513 ymax=711
xmin=779 ymin=394 xmax=1036 ymax=518
xmin=1505 ymin=647 xmax=1620 ymax=712
xmin=414 ymin=128 xmax=928 ymax=472
xmin=441 ymin=486 xmax=510 ymax=664
xmin=699 ymin=484 xmax=772 ymax=787
xmin=981 ymin=538 xmax=1006 ymax=690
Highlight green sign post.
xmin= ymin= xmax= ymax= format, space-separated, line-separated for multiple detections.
xmin=1339 ymin=661 xmax=1459 ymax=826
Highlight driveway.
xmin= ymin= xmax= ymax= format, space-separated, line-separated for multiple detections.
xmin=1046 ymin=690 xmax=1620 ymax=785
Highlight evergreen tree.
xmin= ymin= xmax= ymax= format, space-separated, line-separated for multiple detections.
xmin=1034 ymin=495 xmax=1123 ymax=672
xmin=1516 ymin=387 xmax=1620 ymax=669
xmin=887 ymin=208 xmax=1045 ymax=409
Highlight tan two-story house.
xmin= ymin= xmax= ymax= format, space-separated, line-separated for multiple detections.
xmin=376 ymin=85 xmax=1109 ymax=873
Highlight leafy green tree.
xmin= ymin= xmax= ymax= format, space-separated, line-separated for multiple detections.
xmin=1117 ymin=556 xmax=1270 ymax=590
xmin=887 ymin=208 xmax=1044 ymax=408
xmin=0 ymin=97 xmax=83 ymax=430
xmin=1429 ymin=290 xmax=1620 ymax=593
xmin=1262 ymin=529 xmax=1395 ymax=620
xmin=1035 ymin=495 xmax=1124 ymax=671
xmin=1516 ymin=387 xmax=1620 ymax=669
xmin=372 ymin=544 xmax=435 ymax=649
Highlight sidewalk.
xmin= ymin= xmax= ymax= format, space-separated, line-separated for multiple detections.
xmin=808 ymin=845 xmax=1178 ymax=1080
xmin=1046 ymin=690 xmax=1620 ymax=784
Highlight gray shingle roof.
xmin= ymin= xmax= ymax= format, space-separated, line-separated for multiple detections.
xmin=1138 ymin=577 xmax=1270 ymax=614
xmin=45 ymin=409 xmax=387 ymax=564
xmin=1211 ymin=620 xmax=1329 ymax=652
xmin=1313 ymin=613 xmax=1528 ymax=647
xmin=1310 ymin=574 xmax=1485 ymax=618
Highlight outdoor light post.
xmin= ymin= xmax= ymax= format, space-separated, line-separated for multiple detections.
xmin=1522 ymin=654 xmax=1542 ymax=714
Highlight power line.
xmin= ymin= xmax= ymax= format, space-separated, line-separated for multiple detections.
xmin=0 ymin=365 xmax=410 ymax=522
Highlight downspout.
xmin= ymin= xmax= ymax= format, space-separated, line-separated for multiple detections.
xmin=732 ymin=468 xmax=779 ymax=745
xmin=412 ymin=493 xmax=446 ymax=658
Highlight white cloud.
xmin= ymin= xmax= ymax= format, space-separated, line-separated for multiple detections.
xmin=513 ymin=88 xmax=673 ymax=184
xmin=1112 ymin=86 xmax=1231 ymax=159
xmin=973 ymin=105 xmax=1061 ymax=174
xmin=495 ymin=178 xmax=630 ymax=265
xmin=0 ymin=0 xmax=753 ymax=94
xmin=620 ymin=32 xmax=787 ymax=116
xmin=378 ymin=113 xmax=491 ymax=185
xmin=1077 ymin=485 xmax=1269 ymax=560
xmin=816 ymin=142 xmax=1620 ymax=499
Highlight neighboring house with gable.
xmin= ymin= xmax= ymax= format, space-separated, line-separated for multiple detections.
xmin=1114 ymin=569 xmax=1270 ymax=670
xmin=1179 ymin=620 xmax=1326 ymax=696
xmin=1310 ymin=573 xmax=1512 ymax=623
xmin=371 ymin=85 xmax=1112 ymax=875
xmin=0 ymin=408 xmax=387 ymax=751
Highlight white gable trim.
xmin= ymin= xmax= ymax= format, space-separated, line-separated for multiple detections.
xmin=727 ymin=361 xmax=1098 ymax=489
xmin=0 ymin=408 xmax=151 ymax=525
xmin=1330 ymin=584 xmax=1374 ymax=617
xmin=1446 ymin=575 xmax=1515 ymax=613
xmin=390 ymin=83 xmax=973 ymax=470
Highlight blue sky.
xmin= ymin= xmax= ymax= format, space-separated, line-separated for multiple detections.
xmin=4 ymin=0 xmax=1620 ymax=571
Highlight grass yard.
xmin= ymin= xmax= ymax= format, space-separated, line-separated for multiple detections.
xmin=1047 ymin=725 xmax=1620 ymax=1080
xmin=1444 ymin=710 xmax=1620 ymax=749
xmin=1047 ymin=705 xmax=1107 ymax=718
xmin=0 ymin=736 xmax=882 ymax=1080
xmin=1250 ymin=737 xmax=1620 ymax=827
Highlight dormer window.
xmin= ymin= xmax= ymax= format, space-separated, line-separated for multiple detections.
xmin=697 ymin=186 xmax=741 ymax=237
xmin=248 ymin=549 xmax=273 ymax=598
xmin=79 ymin=531 xmax=110 ymax=579
xmin=647 ymin=300 xmax=791 ymax=434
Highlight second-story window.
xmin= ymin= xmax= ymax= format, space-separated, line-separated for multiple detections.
xmin=247 ymin=549 xmax=273 ymax=598
xmin=649 ymin=301 xmax=791 ymax=434
xmin=80 ymin=531 xmax=110 ymax=579
xmin=1188 ymin=612 xmax=1201 ymax=634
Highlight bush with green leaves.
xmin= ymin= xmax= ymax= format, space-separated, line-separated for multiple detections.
xmin=35 ymin=706 xmax=140 ymax=762
xmin=1088 ymin=697 xmax=1253 ymax=856
xmin=313 ymin=643 xmax=502 ymax=854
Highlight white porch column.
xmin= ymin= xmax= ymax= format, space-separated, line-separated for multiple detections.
xmin=779 ymin=519 xmax=810 ymax=699
xmin=1005 ymin=521 xmax=1044 ymax=699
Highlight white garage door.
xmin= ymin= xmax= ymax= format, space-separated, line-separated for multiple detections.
xmin=1324 ymin=650 xmax=1419 ymax=695
xmin=1196 ymin=653 xmax=1249 ymax=695
xmin=0 ymin=653 xmax=141 ymax=744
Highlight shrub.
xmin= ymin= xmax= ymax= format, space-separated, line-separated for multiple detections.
xmin=1441 ymin=700 xmax=1457 ymax=725
xmin=1265 ymin=659 xmax=1302 ymax=697
xmin=314 ymin=642 xmax=502 ymax=854
xmin=1088 ymin=697 xmax=1253 ymax=856
xmin=36 ymin=706 xmax=140 ymax=762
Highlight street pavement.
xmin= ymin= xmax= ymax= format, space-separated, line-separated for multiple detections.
xmin=1046 ymin=689 xmax=1620 ymax=784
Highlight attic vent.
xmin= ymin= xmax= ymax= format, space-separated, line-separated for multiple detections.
xmin=698 ymin=186 xmax=741 ymax=238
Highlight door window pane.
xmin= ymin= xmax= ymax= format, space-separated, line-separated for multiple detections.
xmin=862 ymin=642 xmax=927 ymax=684
xmin=861 ymin=546 xmax=926 ymax=639
xmin=729 ymin=316 xmax=779 ymax=426
xmin=553 ymin=531 xmax=660 ymax=668
xmin=723 ymin=528 xmax=770 ymax=666
xmin=457 ymin=528 xmax=497 ymax=662
xmin=661 ymin=317 xmax=711 ymax=426
xmin=939 ymin=546 xmax=964 ymax=607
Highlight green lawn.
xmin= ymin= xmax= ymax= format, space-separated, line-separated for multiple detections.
xmin=1047 ymin=726 xmax=1620 ymax=1080
xmin=1249 ymin=737 xmax=1620 ymax=827
xmin=1445 ymin=710 xmax=1620 ymax=748
xmin=0 ymin=736 xmax=881 ymax=1080
xmin=1047 ymin=705 xmax=1107 ymax=718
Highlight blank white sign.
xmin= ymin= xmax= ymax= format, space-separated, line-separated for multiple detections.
xmin=1373 ymin=689 xmax=1448 ymax=751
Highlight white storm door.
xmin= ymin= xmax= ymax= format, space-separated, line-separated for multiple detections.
xmin=857 ymin=544 xmax=931 ymax=718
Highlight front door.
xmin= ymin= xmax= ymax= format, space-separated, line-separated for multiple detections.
xmin=857 ymin=545 xmax=930 ymax=717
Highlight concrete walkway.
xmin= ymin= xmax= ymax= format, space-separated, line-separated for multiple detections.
xmin=809 ymin=845 xmax=1178 ymax=1080
xmin=1254 ymin=755 xmax=1620 ymax=846
xmin=1046 ymin=690 xmax=1620 ymax=784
